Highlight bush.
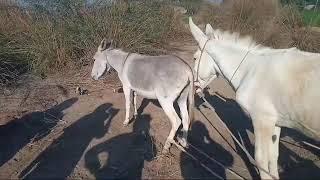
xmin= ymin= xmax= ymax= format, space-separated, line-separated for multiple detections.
xmin=0 ymin=0 xmax=188 ymax=84
xmin=303 ymin=9 xmax=320 ymax=26
xmin=0 ymin=7 xmax=30 ymax=85
xmin=196 ymin=0 xmax=320 ymax=52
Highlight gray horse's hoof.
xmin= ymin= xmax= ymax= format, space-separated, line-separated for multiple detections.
xmin=178 ymin=137 xmax=187 ymax=148
xmin=123 ymin=122 xmax=129 ymax=127
xmin=162 ymin=148 xmax=170 ymax=154
xmin=177 ymin=136 xmax=188 ymax=148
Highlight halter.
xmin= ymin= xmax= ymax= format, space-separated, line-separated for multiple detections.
xmin=195 ymin=39 xmax=210 ymax=84
xmin=195 ymin=39 xmax=251 ymax=89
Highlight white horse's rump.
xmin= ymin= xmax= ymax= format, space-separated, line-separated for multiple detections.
xmin=91 ymin=39 xmax=194 ymax=153
xmin=189 ymin=17 xmax=320 ymax=179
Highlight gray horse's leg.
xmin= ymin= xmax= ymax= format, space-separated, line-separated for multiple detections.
xmin=133 ymin=91 xmax=138 ymax=118
xmin=177 ymin=86 xmax=189 ymax=147
xmin=123 ymin=85 xmax=132 ymax=126
xmin=158 ymin=98 xmax=181 ymax=154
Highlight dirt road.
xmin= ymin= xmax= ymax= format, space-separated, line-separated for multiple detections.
xmin=1 ymin=41 xmax=319 ymax=179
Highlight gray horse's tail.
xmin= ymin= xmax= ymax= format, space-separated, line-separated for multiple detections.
xmin=172 ymin=54 xmax=194 ymax=128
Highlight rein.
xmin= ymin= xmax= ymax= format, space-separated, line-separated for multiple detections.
xmin=121 ymin=52 xmax=131 ymax=73
xmin=230 ymin=50 xmax=250 ymax=83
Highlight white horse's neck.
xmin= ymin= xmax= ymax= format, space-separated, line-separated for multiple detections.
xmin=206 ymin=41 xmax=260 ymax=90
xmin=106 ymin=49 xmax=129 ymax=73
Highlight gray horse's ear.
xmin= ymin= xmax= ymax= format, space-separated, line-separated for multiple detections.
xmin=98 ymin=38 xmax=112 ymax=52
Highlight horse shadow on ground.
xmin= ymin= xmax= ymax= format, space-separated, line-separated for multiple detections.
xmin=0 ymin=97 xmax=78 ymax=167
xmin=199 ymin=90 xmax=259 ymax=178
xmin=180 ymin=120 xmax=234 ymax=179
xmin=278 ymin=129 xmax=320 ymax=179
xmin=84 ymin=114 xmax=156 ymax=179
xmin=136 ymin=94 xmax=235 ymax=179
xmin=200 ymin=90 xmax=320 ymax=179
xmin=19 ymin=103 xmax=119 ymax=179
xmin=117 ymin=92 xmax=162 ymax=125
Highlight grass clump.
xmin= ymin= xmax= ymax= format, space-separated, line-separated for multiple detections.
xmin=196 ymin=0 xmax=320 ymax=53
xmin=0 ymin=0 xmax=189 ymax=85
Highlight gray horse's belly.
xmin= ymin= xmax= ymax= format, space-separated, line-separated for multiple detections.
xmin=127 ymin=71 xmax=155 ymax=91
xmin=126 ymin=56 xmax=189 ymax=99
xmin=134 ymin=89 xmax=157 ymax=99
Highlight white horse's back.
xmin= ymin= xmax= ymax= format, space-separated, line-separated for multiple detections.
xmin=264 ymin=52 xmax=320 ymax=139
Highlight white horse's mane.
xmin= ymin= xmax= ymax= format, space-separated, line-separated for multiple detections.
xmin=207 ymin=28 xmax=320 ymax=56
xmin=208 ymin=28 xmax=270 ymax=51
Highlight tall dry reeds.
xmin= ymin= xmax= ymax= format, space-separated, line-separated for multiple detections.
xmin=0 ymin=0 xmax=185 ymax=85
xmin=196 ymin=0 xmax=320 ymax=52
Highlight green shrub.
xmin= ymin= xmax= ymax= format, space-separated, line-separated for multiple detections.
xmin=303 ymin=9 xmax=320 ymax=26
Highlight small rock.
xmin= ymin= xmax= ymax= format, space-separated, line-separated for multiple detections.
xmin=76 ymin=87 xmax=89 ymax=95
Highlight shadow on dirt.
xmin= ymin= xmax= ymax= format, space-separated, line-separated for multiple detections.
xmin=0 ymin=97 xmax=78 ymax=167
xmin=198 ymin=90 xmax=258 ymax=178
xmin=137 ymin=98 xmax=161 ymax=115
xmin=84 ymin=114 xmax=156 ymax=179
xmin=279 ymin=129 xmax=320 ymax=179
xmin=180 ymin=120 xmax=234 ymax=179
xmin=19 ymin=103 xmax=118 ymax=179
xmin=198 ymin=90 xmax=320 ymax=179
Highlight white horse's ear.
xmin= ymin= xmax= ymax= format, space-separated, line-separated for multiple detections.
xmin=98 ymin=38 xmax=112 ymax=52
xmin=189 ymin=17 xmax=208 ymax=49
xmin=205 ymin=24 xmax=214 ymax=35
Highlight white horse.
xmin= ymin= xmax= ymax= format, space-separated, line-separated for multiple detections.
xmin=189 ymin=17 xmax=320 ymax=179
xmin=91 ymin=39 xmax=194 ymax=153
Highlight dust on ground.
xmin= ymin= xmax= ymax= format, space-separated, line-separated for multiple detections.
xmin=0 ymin=41 xmax=319 ymax=179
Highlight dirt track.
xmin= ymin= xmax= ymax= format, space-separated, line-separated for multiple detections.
xmin=1 ymin=41 xmax=319 ymax=179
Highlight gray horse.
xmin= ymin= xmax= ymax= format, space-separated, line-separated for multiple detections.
xmin=91 ymin=39 xmax=194 ymax=153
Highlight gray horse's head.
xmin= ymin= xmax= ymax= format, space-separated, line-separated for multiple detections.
xmin=91 ymin=39 xmax=112 ymax=80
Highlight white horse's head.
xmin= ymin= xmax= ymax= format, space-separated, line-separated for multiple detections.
xmin=91 ymin=39 xmax=112 ymax=80
xmin=193 ymin=23 xmax=219 ymax=93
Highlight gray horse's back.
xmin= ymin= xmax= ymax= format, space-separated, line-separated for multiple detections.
xmin=126 ymin=55 xmax=192 ymax=94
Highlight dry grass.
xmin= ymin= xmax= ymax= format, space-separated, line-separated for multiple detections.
xmin=0 ymin=0 xmax=188 ymax=85
xmin=195 ymin=0 xmax=320 ymax=52
xmin=1 ymin=0 xmax=319 ymax=86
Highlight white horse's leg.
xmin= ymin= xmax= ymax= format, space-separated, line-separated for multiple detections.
xmin=123 ymin=86 xmax=132 ymax=126
xmin=253 ymin=117 xmax=275 ymax=179
xmin=158 ymin=98 xmax=181 ymax=153
xmin=269 ymin=126 xmax=281 ymax=179
xmin=133 ymin=91 xmax=138 ymax=117
xmin=177 ymin=87 xmax=189 ymax=147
